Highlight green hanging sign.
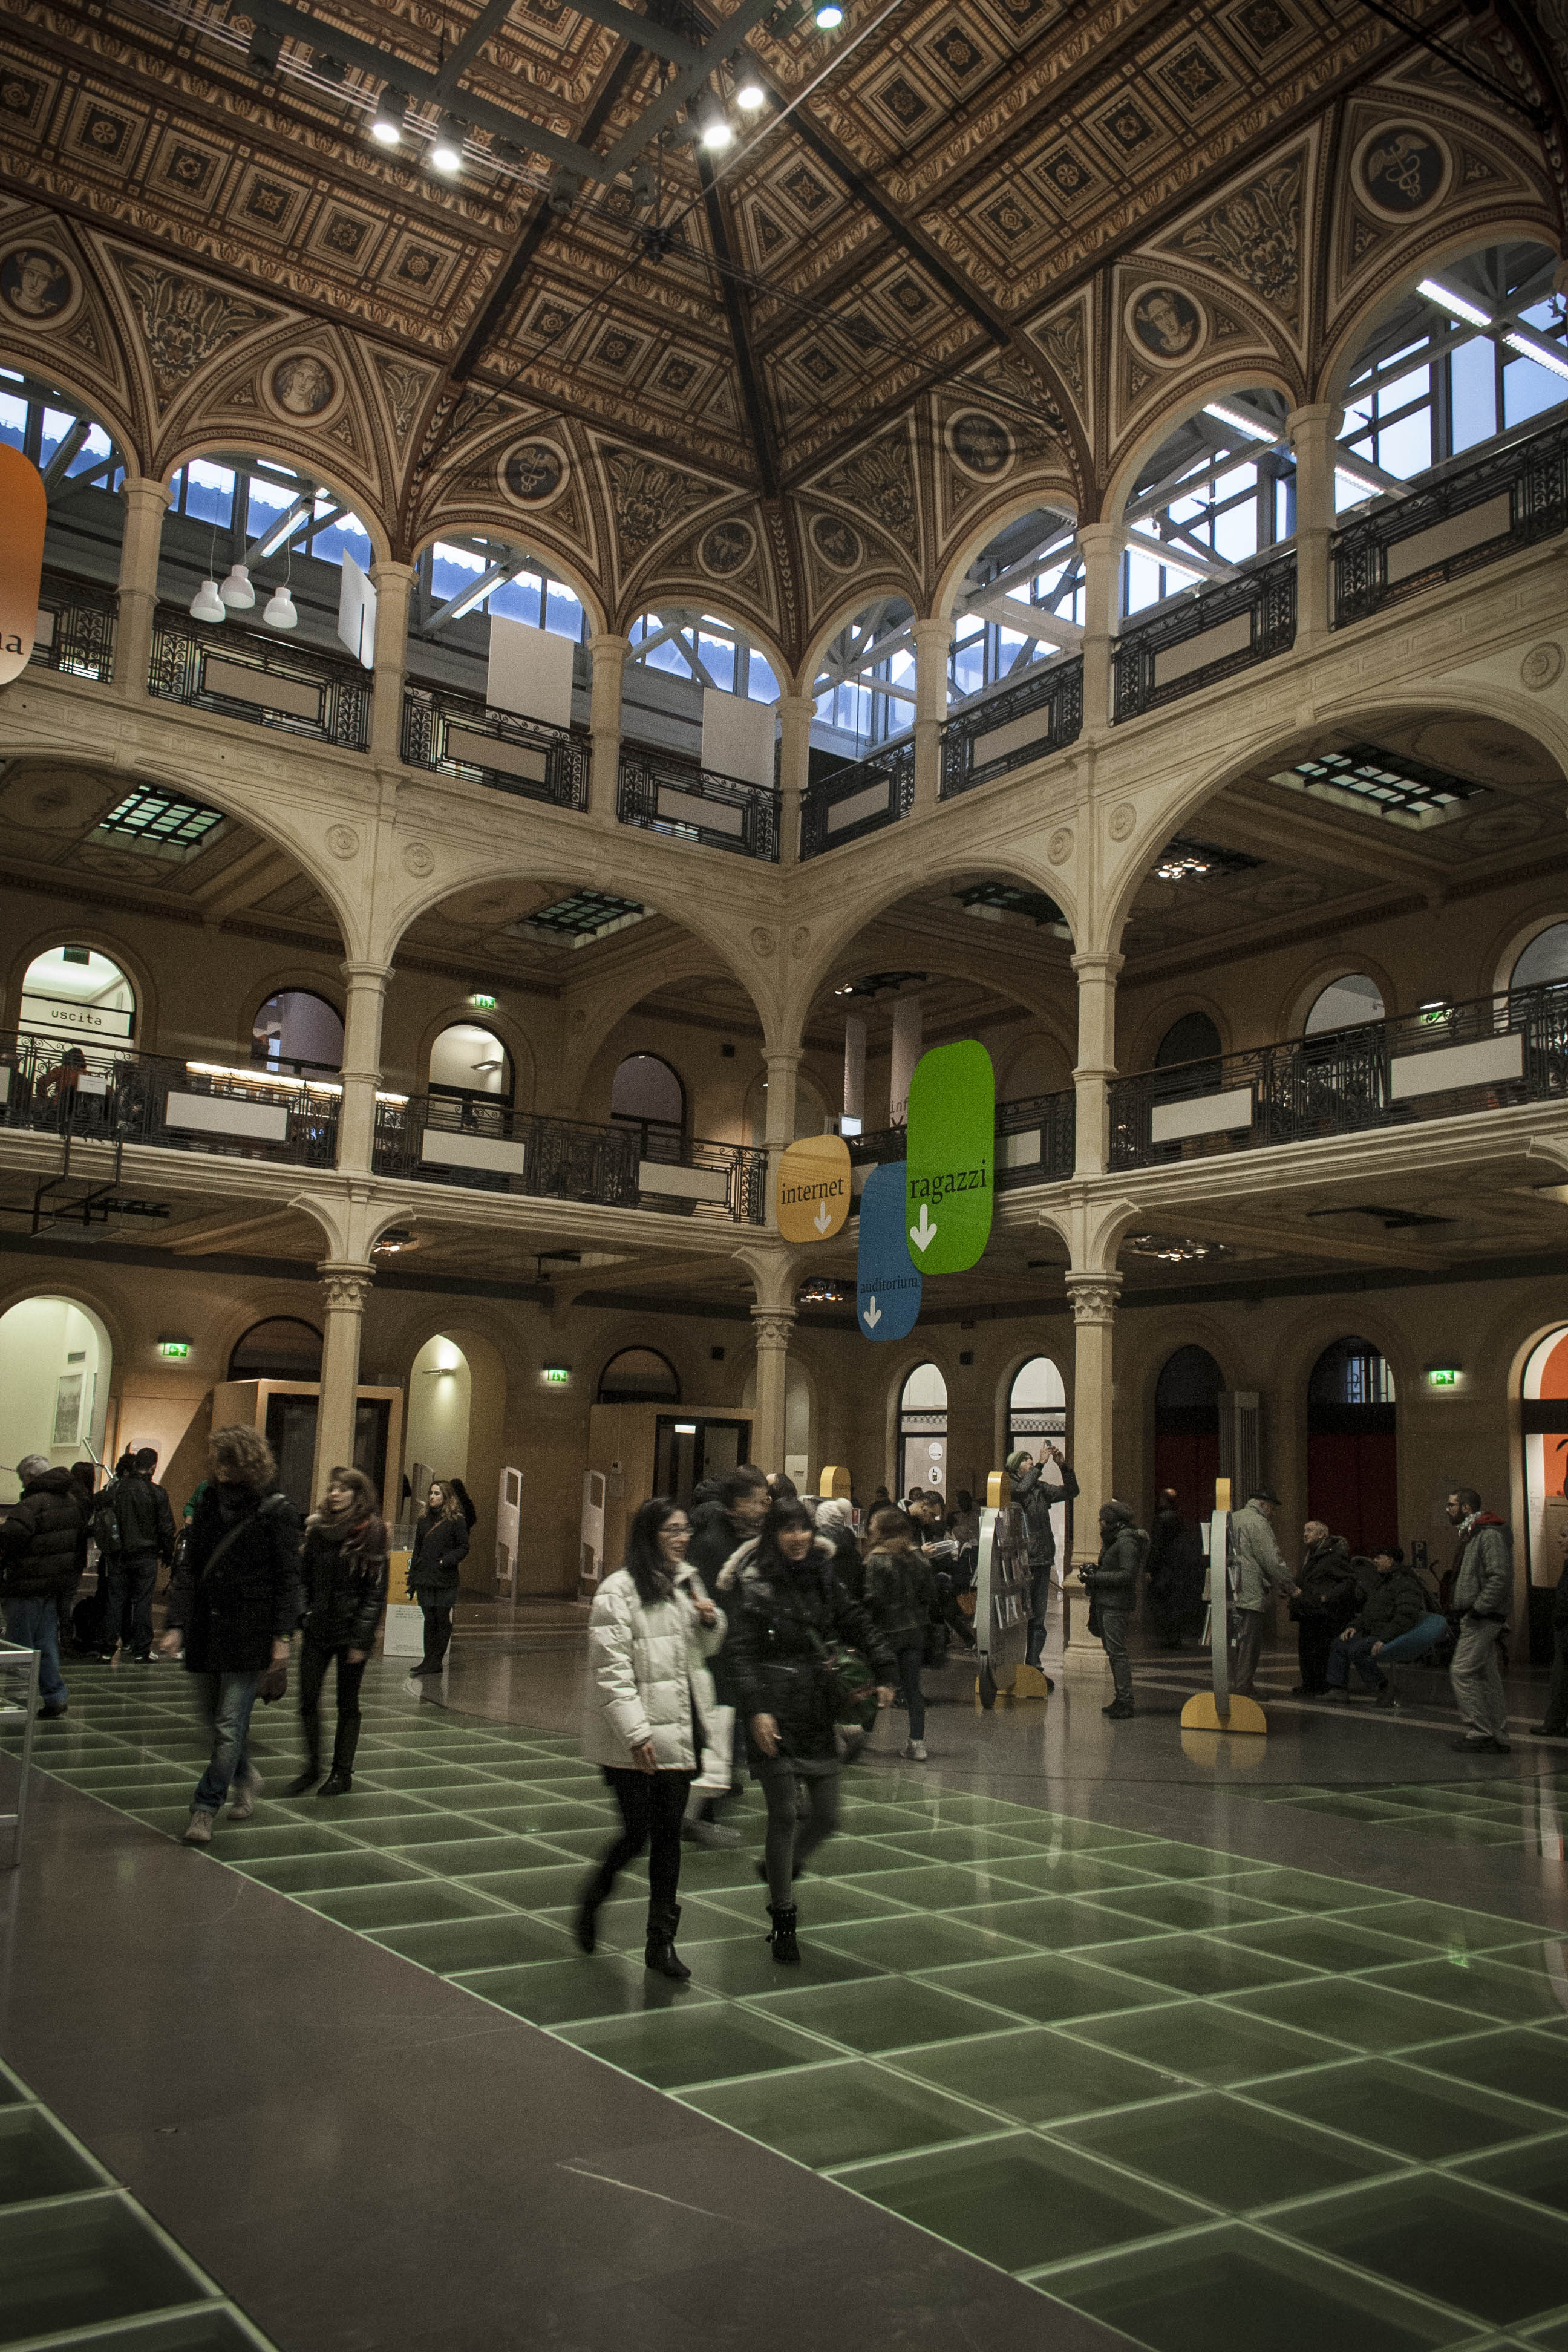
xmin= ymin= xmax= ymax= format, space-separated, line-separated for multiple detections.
xmin=905 ymin=1040 xmax=995 ymax=1274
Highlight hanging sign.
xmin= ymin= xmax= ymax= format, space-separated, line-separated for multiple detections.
xmin=855 ymin=1160 xmax=921 ymax=1341
xmin=0 ymin=446 xmax=47 ymax=687
xmin=904 ymin=1039 xmax=995 ymax=1274
xmin=775 ymin=1131 xmax=852 ymax=1243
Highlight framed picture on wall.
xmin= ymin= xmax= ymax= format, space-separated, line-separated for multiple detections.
xmin=52 ymin=1371 xmax=83 ymax=1448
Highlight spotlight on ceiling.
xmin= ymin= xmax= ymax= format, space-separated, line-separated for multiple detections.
xmin=370 ymin=88 xmax=407 ymax=147
xmin=428 ymin=116 xmax=466 ymax=174
xmin=814 ymin=2 xmax=844 ymax=27
xmin=247 ymin=25 xmax=281 ymax=74
xmin=630 ymin=155 xmax=657 ymax=208
xmin=547 ymin=165 xmax=580 ymax=214
xmin=697 ymin=98 xmax=733 ymax=151
xmin=734 ymin=70 xmax=767 ymax=109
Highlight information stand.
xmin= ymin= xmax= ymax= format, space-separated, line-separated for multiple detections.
xmin=1180 ymin=1478 xmax=1266 ymax=1735
xmin=975 ymin=1470 xmax=1042 ymax=1708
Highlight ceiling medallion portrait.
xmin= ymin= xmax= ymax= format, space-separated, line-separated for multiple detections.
xmin=699 ymin=519 xmax=755 ymax=579
xmin=0 ymin=243 xmax=80 ymax=330
xmin=263 ymin=351 xmax=342 ymax=424
xmin=1125 ymin=282 xmax=1209 ymax=366
xmin=947 ymin=411 xmax=1014 ymax=481
xmin=811 ymin=513 xmax=864 ymax=572
xmin=1353 ymin=122 xmax=1451 ymax=219
xmin=500 ymin=440 xmax=568 ymax=509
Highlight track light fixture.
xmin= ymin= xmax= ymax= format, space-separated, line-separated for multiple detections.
xmin=630 ymin=155 xmax=657 ymax=208
xmin=734 ymin=70 xmax=766 ymax=109
xmin=370 ymin=88 xmax=407 ymax=147
xmin=547 ymin=165 xmax=580 ymax=214
xmin=428 ymin=116 xmax=465 ymax=174
xmin=696 ymin=96 xmax=733 ymax=151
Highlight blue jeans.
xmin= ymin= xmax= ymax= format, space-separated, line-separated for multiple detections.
xmin=1327 ymin=1613 xmax=1448 ymax=1691
xmin=4 ymin=1595 xmax=66 ymax=1707
xmin=192 ymin=1672 xmax=260 ymax=1813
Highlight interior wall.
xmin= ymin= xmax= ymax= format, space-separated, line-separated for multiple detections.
xmin=0 ymin=1296 xmax=111 ymax=1501
xmin=403 ymin=1334 xmax=472 ymax=1498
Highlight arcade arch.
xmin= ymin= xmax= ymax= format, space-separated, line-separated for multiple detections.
xmin=0 ymin=1295 xmax=112 ymax=1499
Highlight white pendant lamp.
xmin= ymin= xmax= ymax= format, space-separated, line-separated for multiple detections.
xmin=219 ymin=563 xmax=255 ymax=609
xmin=263 ymin=584 xmax=298 ymax=629
xmin=189 ymin=578 xmax=226 ymax=624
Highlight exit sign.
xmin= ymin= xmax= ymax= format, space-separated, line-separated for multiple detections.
xmin=157 ymin=1339 xmax=191 ymax=1359
xmin=469 ymin=993 xmax=497 ymax=1010
xmin=542 ymin=1366 xmax=570 ymax=1385
xmin=1427 ymin=1367 xmax=1459 ymax=1387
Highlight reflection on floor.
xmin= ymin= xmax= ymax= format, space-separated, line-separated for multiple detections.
xmin=27 ymin=1659 xmax=1568 ymax=2352
xmin=0 ymin=2051 xmax=278 ymax=2349
xmin=1245 ymin=1777 xmax=1567 ymax=1852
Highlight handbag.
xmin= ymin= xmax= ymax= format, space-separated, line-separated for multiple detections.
xmin=256 ymin=1661 xmax=289 ymax=1704
xmin=810 ymin=1628 xmax=879 ymax=1731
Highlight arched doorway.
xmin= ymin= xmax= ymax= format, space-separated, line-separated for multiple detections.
xmin=1305 ymin=974 xmax=1385 ymax=1035
xmin=597 ymin=1348 xmax=680 ymax=1404
xmin=1154 ymin=1345 xmax=1223 ymax=1522
xmin=1154 ymin=1011 xmax=1222 ymax=1079
xmin=1521 ymin=1328 xmax=1568 ymax=1600
xmin=899 ymin=1362 xmax=947 ymax=1497
xmin=1008 ymin=1355 xmax=1068 ymax=1557
xmin=429 ymin=1023 xmax=512 ymax=1109
xmin=0 ymin=1296 xmax=113 ymax=1500
xmin=402 ymin=1330 xmax=508 ymax=1585
xmin=252 ymin=990 xmax=344 ymax=1071
xmin=18 ymin=945 xmax=136 ymax=1048
xmin=1307 ymin=1337 xmax=1397 ymax=1554
xmin=611 ymin=1054 xmax=685 ymax=1161
xmin=227 ymin=1319 xmax=323 ymax=1380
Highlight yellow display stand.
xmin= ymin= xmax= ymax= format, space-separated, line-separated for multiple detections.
xmin=818 ymin=1466 xmax=853 ymax=1502
xmin=1178 ymin=1478 xmax=1267 ymax=1736
xmin=1179 ymin=1691 xmax=1267 ymax=1734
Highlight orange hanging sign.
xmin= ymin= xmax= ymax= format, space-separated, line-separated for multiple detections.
xmin=775 ymin=1131 xmax=852 ymax=1243
xmin=0 ymin=446 xmax=47 ymax=687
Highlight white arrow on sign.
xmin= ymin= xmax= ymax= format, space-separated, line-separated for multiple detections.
xmin=909 ymin=1204 xmax=938 ymax=1253
xmin=813 ymin=1198 xmax=832 ymax=1234
xmin=861 ymin=1297 xmax=882 ymax=1329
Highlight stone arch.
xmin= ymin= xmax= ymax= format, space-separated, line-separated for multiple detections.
xmin=1318 ymin=215 xmax=1563 ymax=413
xmin=2 ymin=918 xmax=156 ymax=1055
xmin=407 ymin=520 xmax=609 ymax=641
xmin=0 ymin=347 xmax=143 ymax=480
xmin=155 ymin=439 xmax=393 ymax=566
xmin=621 ymin=591 xmax=791 ymax=697
xmin=1102 ymin=368 xmax=1300 ymax=534
xmin=412 ymin=999 xmax=537 ymax=1113
xmin=799 ymin=578 xmax=922 ymax=693
xmin=1488 ymin=908 xmax=1568 ymax=999
xmin=1282 ymin=953 xmax=1398 ymax=1042
xmin=243 ymin=968 xmax=347 ymax=1068
xmin=930 ymin=481 xmax=1083 ymax=626
xmin=1124 ymin=990 xmax=1232 ymax=1074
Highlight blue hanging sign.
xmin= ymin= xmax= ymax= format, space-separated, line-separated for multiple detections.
xmin=855 ymin=1160 xmax=921 ymax=1342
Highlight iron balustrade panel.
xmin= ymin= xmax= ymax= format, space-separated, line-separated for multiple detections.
xmin=799 ymin=738 xmax=916 ymax=860
xmin=940 ymin=659 xmax=1084 ymax=798
xmin=148 ymin=612 xmax=371 ymax=750
xmin=635 ymin=1133 xmax=770 ymax=1223
xmin=0 ymin=1034 xmax=338 ymax=1165
xmin=374 ymin=1098 xmax=640 ymax=1206
xmin=400 ymin=684 xmax=590 ymax=810
xmin=616 ymin=745 xmax=780 ymax=861
xmin=1113 ymin=552 xmax=1297 ymax=722
xmin=996 ymin=1089 xmax=1076 ymax=1187
xmin=1333 ymin=420 xmax=1568 ymax=627
xmin=31 ymin=572 xmax=117 ymax=683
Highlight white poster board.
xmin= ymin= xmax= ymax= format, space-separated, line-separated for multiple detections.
xmin=701 ymin=688 xmax=774 ymax=787
xmin=336 ymin=551 xmax=377 ymax=669
xmin=486 ymin=615 xmax=574 ymax=728
xmin=495 ymin=1464 xmax=521 ymax=1597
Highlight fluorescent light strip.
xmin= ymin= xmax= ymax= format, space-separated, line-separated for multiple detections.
xmin=1417 ymin=278 xmax=1493 ymax=331
xmin=183 ymin=1061 xmax=408 ymax=1104
xmin=1202 ymin=400 xmax=1278 ymax=443
xmin=1505 ymin=330 xmax=1568 ymax=381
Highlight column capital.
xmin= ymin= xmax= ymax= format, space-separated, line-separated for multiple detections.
xmin=751 ymin=1305 xmax=797 ymax=1350
xmin=119 ymin=473 xmax=171 ymax=512
xmin=339 ymin=959 xmax=394 ymax=986
xmin=588 ymin=630 xmax=629 ymax=659
xmin=368 ymin=557 xmax=418 ymax=587
xmin=1285 ymin=400 xmax=1343 ymax=436
xmin=1075 ymin=518 xmax=1125 ymax=555
xmin=763 ymin=1044 xmax=803 ymax=1072
xmin=1070 ymin=949 xmax=1125 ymax=982
xmin=1065 ymin=1270 xmax=1121 ymax=1324
xmin=318 ymin=1262 xmax=374 ymax=1313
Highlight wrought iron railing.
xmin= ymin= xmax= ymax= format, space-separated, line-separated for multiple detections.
xmin=616 ymin=743 xmax=780 ymax=861
xmin=31 ymin=571 xmax=117 ymax=683
xmin=800 ymin=736 xmax=916 ymax=860
xmin=940 ymin=658 xmax=1083 ymax=797
xmin=1108 ymin=984 xmax=1568 ymax=1169
xmin=401 ymin=684 xmax=590 ymax=810
xmin=1113 ymin=550 xmax=1296 ymax=722
xmin=148 ymin=612 xmax=371 ymax=750
xmin=373 ymin=1096 xmax=769 ymax=1223
xmin=844 ymin=1090 xmax=1075 ymax=1189
xmin=1333 ymin=419 xmax=1568 ymax=627
xmin=0 ymin=1034 xmax=338 ymax=1166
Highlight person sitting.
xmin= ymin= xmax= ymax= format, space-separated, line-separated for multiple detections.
xmin=1326 ymin=1545 xmax=1448 ymax=1708
xmin=1289 ymin=1520 xmax=1359 ymax=1695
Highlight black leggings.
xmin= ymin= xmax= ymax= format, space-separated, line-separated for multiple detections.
xmin=420 ymin=1605 xmax=453 ymax=1672
xmin=299 ymin=1638 xmax=367 ymax=1767
xmin=757 ymin=1757 xmax=840 ymax=1906
xmin=593 ymin=1767 xmax=693 ymax=1911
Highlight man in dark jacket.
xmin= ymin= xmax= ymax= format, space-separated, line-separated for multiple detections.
xmin=1083 ymin=1499 xmax=1149 ymax=1720
xmin=1530 ymin=1531 xmax=1568 ymax=1740
xmin=1145 ymin=1491 xmax=1204 ymax=1648
xmin=684 ymin=1464 xmax=769 ymax=1845
xmin=1 ymin=1455 xmax=86 ymax=1719
xmin=1290 ymin=1521 xmax=1359 ymax=1696
xmin=1006 ymin=1443 xmax=1079 ymax=1671
xmin=158 ymin=1425 xmax=301 ymax=1841
xmin=1445 ymin=1488 xmax=1514 ymax=1754
xmin=1326 ymin=1545 xmax=1446 ymax=1705
xmin=99 ymin=1446 xmax=177 ymax=1664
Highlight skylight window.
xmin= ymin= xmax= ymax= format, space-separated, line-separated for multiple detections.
xmin=958 ymin=882 xmax=1070 ymax=932
xmin=1271 ymin=743 xmax=1488 ymax=828
xmin=98 ymin=791 xmax=226 ymax=852
xmin=513 ymin=889 xmax=647 ymax=944
xmin=1154 ymin=835 xmax=1262 ymax=881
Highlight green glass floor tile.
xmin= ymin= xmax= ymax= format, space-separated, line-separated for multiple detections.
xmin=0 ymin=2105 xmax=106 ymax=2205
xmin=894 ymin=2022 xmax=1179 ymax=2124
xmin=560 ymin=2001 xmax=833 ymax=2088
xmin=987 ymin=1816 xmax=1151 ymax=1852
xmin=469 ymin=1757 xmax=603 ymax=1784
xmin=1454 ymin=2132 xmax=1568 ymax=2217
xmin=646 ymin=1845 xmax=762 ymax=1893
xmin=302 ymin=1881 xmax=505 ymax=1930
xmin=1054 ymin=2086 xmax=1403 ymax=2210
xmin=526 ymin=1826 xmax=650 ymax=1862
xmin=1091 ymin=1841 xmax=1238 ymax=1882
xmin=1520 ymin=2319 xmax=1568 ymax=2350
xmin=1040 ymin=2219 xmax=1477 ymax=2351
xmin=1284 ymin=1793 xmax=1416 ymax=1822
xmin=750 ymin=1973 xmax=1021 ymax=2053
xmin=120 ymin=1807 xmax=200 ymax=1837
xmin=1189 ymin=1866 xmax=1373 ymax=1914
xmin=923 ymin=1952 xmax=1171 ymax=2028
xmin=1096 ymin=1933 xmax=1319 ymax=1998
xmin=1251 ymin=2056 xmax=1557 ymax=2160
xmin=835 ymin=1800 xmax=938 ymax=1834
xmin=1097 ymin=1883 xmax=1293 ymax=1933
xmin=1423 ymin=2028 xmax=1568 ymax=2113
xmin=1276 ymin=2172 xmax=1568 ymax=2327
xmin=685 ymin=1936 xmax=883 ymax=1997
xmin=699 ymin=1878 xmax=913 ymax=1928
xmin=350 ymin=1814 xmax=509 ymax=1851
xmin=1336 ymin=1902 xmax=1544 ymax=1956
xmin=368 ymin=1912 xmax=577 ymax=1973
xmin=356 ymin=1763 xmax=505 ymax=1792
xmin=871 ymin=1827 xmax=1053 ymax=1866
xmin=50 ymin=1764 xmax=195 ymax=1794
xmin=947 ymin=1894 xmax=1179 ymax=1951
xmin=446 ymin=1835 xmax=601 ymax=1876
xmin=817 ymin=1865 xmax=996 ymax=1912
xmin=455 ymin=1954 xmax=709 ymax=2026
xmin=970 ymin=1850 xmax=1160 ymax=1898
xmin=194 ymin=1824 xmax=356 ymax=1860
xmin=840 ymin=2129 xmax=1206 ymax=2273
xmin=1366 ymin=1955 xmax=1568 ymax=2028
xmin=273 ymin=1789 xmax=442 ymax=1826
xmin=1217 ymin=1918 xmax=1440 ymax=1974
xmin=682 ymin=2057 xmax=994 ymax=2168
xmin=458 ymin=1798 xmax=609 ymax=1832
xmin=815 ymin=1914 xmax=1037 ymax=1972
xmin=1221 ymin=1975 xmax=1480 ymax=2054
xmin=1382 ymin=1816 xmax=1533 ymax=1849
xmin=230 ymin=1852 xmax=421 ymax=1895
xmin=457 ymin=1863 xmax=591 ymax=1910
xmin=0 ymin=2193 xmax=214 ymax=2342
xmin=781 ymin=1836 xmax=928 ymax=1879
xmin=1067 ymin=1998 xmax=1339 ymax=2085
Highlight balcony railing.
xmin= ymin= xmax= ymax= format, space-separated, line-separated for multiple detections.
xmin=373 ymin=1097 xmax=769 ymax=1223
xmin=616 ymin=743 xmax=780 ymax=861
xmin=844 ymin=1090 xmax=1075 ymax=1190
xmin=1333 ymin=418 xmax=1568 ymax=627
xmin=31 ymin=571 xmax=117 ymax=683
xmin=941 ymin=658 xmax=1083 ymax=798
xmin=401 ymin=683 xmax=589 ymax=810
xmin=148 ymin=612 xmax=371 ymax=750
xmin=800 ymin=736 xmax=916 ymax=860
xmin=1108 ymin=984 xmax=1568 ymax=1170
xmin=0 ymin=1035 xmax=339 ymax=1167
xmin=1114 ymin=550 xmax=1296 ymax=722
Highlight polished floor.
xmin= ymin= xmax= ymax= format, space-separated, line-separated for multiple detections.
xmin=3 ymin=1616 xmax=1566 ymax=2352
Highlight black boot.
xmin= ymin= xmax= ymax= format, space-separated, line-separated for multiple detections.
xmin=645 ymin=1903 xmax=691 ymax=1980
xmin=318 ymin=1717 xmax=359 ymax=1797
xmin=768 ymin=1903 xmax=800 ymax=1965
xmin=576 ymin=1870 xmax=610 ymax=1954
xmin=286 ymin=1741 xmax=321 ymax=1797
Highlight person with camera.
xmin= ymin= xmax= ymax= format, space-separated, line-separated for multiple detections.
xmin=1006 ymin=1442 xmax=1078 ymax=1679
xmin=1083 ymin=1499 xmax=1149 ymax=1721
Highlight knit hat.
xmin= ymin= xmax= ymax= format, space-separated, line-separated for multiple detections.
xmin=1100 ymin=1497 xmax=1135 ymax=1524
xmin=1004 ymin=1450 xmax=1030 ymax=1475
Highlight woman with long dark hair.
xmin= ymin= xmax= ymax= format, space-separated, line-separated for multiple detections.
xmin=409 ymin=1478 xmax=468 ymax=1679
xmin=289 ymin=1464 xmax=388 ymax=1795
xmin=720 ymin=1498 xmax=894 ymax=1966
xmin=577 ymin=1497 xmax=727 ymax=1979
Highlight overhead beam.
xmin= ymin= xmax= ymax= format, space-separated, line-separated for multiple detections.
xmin=694 ymin=145 xmax=779 ymax=500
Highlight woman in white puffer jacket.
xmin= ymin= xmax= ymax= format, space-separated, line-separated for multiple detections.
xmin=577 ymin=1496 xmax=727 ymax=1981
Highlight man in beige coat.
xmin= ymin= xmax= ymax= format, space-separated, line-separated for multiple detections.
xmin=1229 ymin=1486 xmax=1297 ymax=1696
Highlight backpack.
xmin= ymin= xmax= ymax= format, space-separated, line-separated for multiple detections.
xmin=91 ymin=1481 xmax=123 ymax=1557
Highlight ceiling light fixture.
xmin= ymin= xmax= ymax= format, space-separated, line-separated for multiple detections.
xmin=370 ymin=88 xmax=407 ymax=147
xmin=697 ymin=97 xmax=733 ymax=151
xmin=1506 ymin=329 xmax=1568 ymax=380
xmin=1202 ymin=400 xmax=1275 ymax=441
xmin=814 ymin=2 xmax=844 ymax=25
xmin=189 ymin=578 xmax=226 ymax=624
xmin=1417 ymin=277 xmax=1492 ymax=330
xmin=263 ymin=583 xmax=298 ymax=629
xmin=428 ymin=115 xmax=465 ymax=173
xmin=218 ymin=563 xmax=255 ymax=610
xmin=734 ymin=71 xmax=767 ymax=108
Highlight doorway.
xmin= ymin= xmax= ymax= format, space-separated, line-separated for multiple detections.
xmin=653 ymin=1415 xmax=750 ymax=1508
xmin=263 ymin=1393 xmax=391 ymax=1516
xmin=1154 ymin=1345 xmax=1223 ymax=1523
xmin=1307 ymin=1336 xmax=1397 ymax=1554
xmin=898 ymin=1362 xmax=947 ymax=1499
xmin=0 ymin=1295 xmax=113 ymax=1501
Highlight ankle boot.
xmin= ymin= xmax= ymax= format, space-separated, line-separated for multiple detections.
xmin=319 ymin=1717 xmax=359 ymax=1795
xmin=767 ymin=1903 xmax=800 ymax=1965
xmin=644 ymin=1903 xmax=691 ymax=1980
xmin=575 ymin=1866 xmax=613 ymax=1953
xmin=286 ymin=1743 xmax=321 ymax=1797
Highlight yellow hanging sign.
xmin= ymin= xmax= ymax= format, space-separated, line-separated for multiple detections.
xmin=0 ymin=446 xmax=47 ymax=687
xmin=775 ymin=1131 xmax=852 ymax=1243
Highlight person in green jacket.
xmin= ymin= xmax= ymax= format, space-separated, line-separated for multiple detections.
xmin=1228 ymin=1486 xmax=1298 ymax=1697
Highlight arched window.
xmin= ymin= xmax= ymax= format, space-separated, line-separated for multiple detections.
xmin=812 ymin=598 xmax=915 ymax=760
xmin=1305 ymin=974 xmax=1385 ymax=1036
xmin=227 ymin=1318 xmax=324 ymax=1380
xmin=1154 ymin=1345 xmax=1224 ymax=1523
xmin=1522 ymin=1328 xmax=1568 ymax=1586
xmin=1008 ymin=1355 xmax=1065 ymax=1456
xmin=252 ymin=990 xmax=343 ymax=1071
xmin=899 ymin=1362 xmax=948 ymax=1498
xmin=429 ymin=1024 xmax=512 ymax=1102
xmin=597 ymin=1348 xmax=680 ymax=1403
xmin=0 ymin=1295 xmax=112 ymax=1498
xmin=948 ymin=506 xmax=1082 ymax=707
xmin=1155 ymin=1011 xmax=1221 ymax=1068
xmin=18 ymin=946 xmax=136 ymax=1047
xmin=1512 ymin=924 xmax=1568 ymax=994
xmin=1120 ymin=388 xmax=1293 ymax=618
xmin=1307 ymin=1337 xmax=1397 ymax=1555
xmin=612 ymin=1054 xmax=685 ymax=1160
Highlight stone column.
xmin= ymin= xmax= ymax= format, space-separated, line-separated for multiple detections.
xmin=776 ymin=690 xmax=812 ymax=866
xmin=1288 ymin=403 xmax=1339 ymax=644
xmin=1076 ymin=520 xmax=1123 ymax=733
xmin=1071 ymin=950 xmax=1123 ymax=1178
xmin=750 ymin=1307 xmax=796 ymax=1474
xmin=115 ymin=475 xmax=170 ymax=704
xmin=763 ymin=1045 xmax=802 ymax=1154
xmin=910 ymin=616 xmax=950 ymax=809
xmin=1063 ymin=1269 xmax=1120 ymax=1671
xmin=588 ymin=633 xmax=627 ymax=820
xmin=336 ymin=961 xmax=391 ymax=1173
xmin=368 ymin=560 xmax=416 ymax=763
xmin=311 ymin=1264 xmax=372 ymax=1500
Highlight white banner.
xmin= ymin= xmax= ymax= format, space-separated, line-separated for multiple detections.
xmin=701 ymin=688 xmax=775 ymax=788
xmin=486 ymin=616 xmax=574 ymax=728
xmin=336 ymin=551 xmax=377 ymax=669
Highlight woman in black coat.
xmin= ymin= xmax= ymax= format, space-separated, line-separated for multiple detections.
xmin=1145 ymin=1491 xmax=1206 ymax=1649
xmin=410 ymin=1479 xmax=469 ymax=1679
xmin=289 ymin=1465 xmax=388 ymax=1796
